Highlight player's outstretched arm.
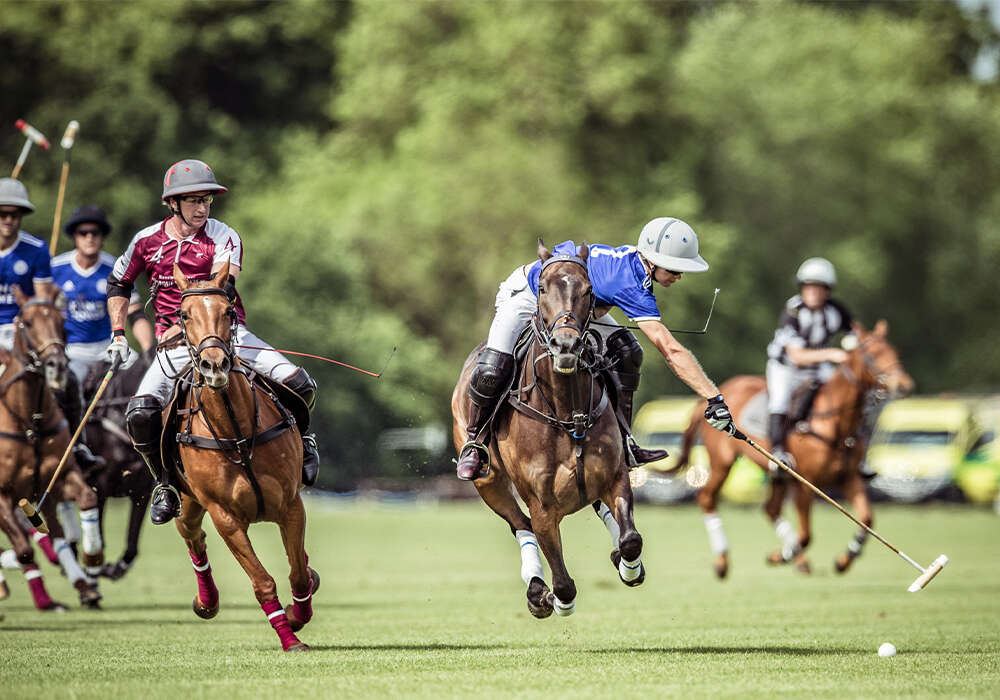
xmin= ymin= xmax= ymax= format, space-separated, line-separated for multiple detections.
xmin=637 ymin=319 xmax=720 ymax=400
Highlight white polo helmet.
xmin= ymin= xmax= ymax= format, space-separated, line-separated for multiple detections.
xmin=637 ymin=217 xmax=709 ymax=273
xmin=0 ymin=178 xmax=35 ymax=213
xmin=796 ymin=257 xmax=837 ymax=288
xmin=161 ymin=159 xmax=228 ymax=200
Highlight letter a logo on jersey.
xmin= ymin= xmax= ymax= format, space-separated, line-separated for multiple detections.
xmin=223 ymin=238 xmax=235 ymax=251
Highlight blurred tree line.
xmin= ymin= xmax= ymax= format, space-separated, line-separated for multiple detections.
xmin=2 ymin=0 xmax=998 ymax=487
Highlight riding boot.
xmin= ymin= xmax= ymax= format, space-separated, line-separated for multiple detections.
xmin=767 ymin=412 xmax=793 ymax=477
xmin=616 ymin=387 xmax=668 ymax=468
xmin=455 ymin=400 xmax=493 ymax=481
xmin=281 ymin=369 xmax=320 ymax=487
xmin=54 ymin=372 xmax=104 ymax=473
xmin=456 ymin=349 xmax=515 ymax=481
xmin=126 ymin=395 xmax=180 ymax=525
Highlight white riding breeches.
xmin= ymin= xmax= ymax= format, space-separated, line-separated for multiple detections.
xmin=67 ymin=340 xmax=108 ymax=383
xmin=486 ymin=265 xmax=626 ymax=354
xmin=0 ymin=324 xmax=14 ymax=351
xmin=135 ymin=325 xmax=299 ymax=406
xmin=765 ymin=359 xmax=835 ymax=414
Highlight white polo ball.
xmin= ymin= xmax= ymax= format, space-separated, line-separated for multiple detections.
xmin=878 ymin=642 xmax=897 ymax=657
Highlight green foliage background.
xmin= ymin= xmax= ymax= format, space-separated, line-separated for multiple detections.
xmin=3 ymin=0 xmax=998 ymax=486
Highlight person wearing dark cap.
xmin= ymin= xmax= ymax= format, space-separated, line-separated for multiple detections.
xmin=52 ymin=205 xmax=154 ymax=473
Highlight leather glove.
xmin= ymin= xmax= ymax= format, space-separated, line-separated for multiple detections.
xmin=105 ymin=332 xmax=136 ymax=370
xmin=704 ymin=394 xmax=736 ymax=435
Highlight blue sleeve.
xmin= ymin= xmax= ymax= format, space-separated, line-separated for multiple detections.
xmin=33 ymin=247 xmax=52 ymax=282
xmin=613 ymin=287 xmax=660 ymax=321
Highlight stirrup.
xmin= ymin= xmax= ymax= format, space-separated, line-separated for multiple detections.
xmin=150 ymin=483 xmax=183 ymax=518
xmin=455 ymin=441 xmax=490 ymax=480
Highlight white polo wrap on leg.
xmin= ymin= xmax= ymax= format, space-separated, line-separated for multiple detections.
xmin=703 ymin=512 xmax=729 ymax=555
xmin=79 ymin=507 xmax=103 ymax=556
xmin=618 ymin=555 xmax=643 ymax=583
xmin=57 ymin=501 xmax=82 ymax=543
xmin=775 ymin=516 xmax=799 ymax=559
xmin=0 ymin=549 xmax=19 ymax=570
xmin=515 ymin=529 xmax=544 ymax=586
xmin=552 ymin=595 xmax=576 ymax=616
xmin=594 ymin=502 xmax=621 ymax=546
xmin=53 ymin=537 xmax=86 ymax=585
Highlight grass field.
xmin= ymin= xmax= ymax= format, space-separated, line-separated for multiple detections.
xmin=0 ymin=496 xmax=997 ymax=699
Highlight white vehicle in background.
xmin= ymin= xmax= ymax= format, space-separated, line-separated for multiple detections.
xmin=631 ymin=397 xmax=765 ymax=504
xmin=868 ymin=397 xmax=984 ymax=502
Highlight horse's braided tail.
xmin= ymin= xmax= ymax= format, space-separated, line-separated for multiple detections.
xmin=670 ymin=405 xmax=703 ymax=474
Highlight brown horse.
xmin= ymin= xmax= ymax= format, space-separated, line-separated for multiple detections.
xmin=0 ymin=288 xmax=103 ymax=608
xmin=169 ymin=262 xmax=317 ymax=651
xmin=452 ymin=242 xmax=644 ymax=618
xmin=673 ymin=320 xmax=913 ymax=578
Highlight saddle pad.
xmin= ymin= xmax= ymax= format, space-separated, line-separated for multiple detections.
xmin=737 ymin=389 xmax=769 ymax=440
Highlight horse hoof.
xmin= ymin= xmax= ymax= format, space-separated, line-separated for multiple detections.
xmin=620 ymin=563 xmax=646 ymax=588
xmin=795 ymin=558 xmax=812 ymax=575
xmin=309 ymin=568 xmax=320 ymax=595
xmin=0 ymin=580 xmax=9 ymax=601
xmin=192 ymin=596 xmax=219 ymax=619
xmin=765 ymin=550 xmax=784 ymax=566
xmin=834 ymin=553 xmax=851 ymax=574
xmin=41 ymin=601 xmax=68 ymax=613
xmin=100 ymin=560 xmax=130 ymax=581
xmin=526 ymin=576 xmax=553 ymax=619
xmin=714 ymin=555 xmax=729 ymax=579
xmin=78 ymin=586 xmax=103 ymax=609
xmin=286 ymin=643 xmax=310 ymax=652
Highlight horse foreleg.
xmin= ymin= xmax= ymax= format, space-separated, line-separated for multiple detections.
xmin=42 ymin=488 xmax=102 ymax=608
xmin=697 ymin=457 xmax=732 ymax=579
xmin=599 ymin=471 xmax=644 ymax=587
xmin=474 ymin=467 xmax=550 ymax=618
xmin=764 ymin=480 xmax=799 ymax=566
xmin=791 ymin=485 xmax=813 ymax=574
xmin=59 ymin=468 xmax=104 ymax=575
xmin=278 ymin=494 xmax=314 ymax=632
xmin=0 ymin=493 xmax=65 ymax=610
xmin=174 ymin=495 xmax=218 ymax=619
xmin=835 ymin=475 xmax=871 ymax=574
xmin=103 ymin=489 xmax=148 ymax=580
xmin=526 ymin=502 xmax=575 ymax=617
xmin=206 ymin=504 xmax=306 ymax=652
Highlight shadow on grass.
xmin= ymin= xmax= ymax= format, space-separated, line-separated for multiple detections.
xmin=303 ymin=643 xmax=869 ymax=655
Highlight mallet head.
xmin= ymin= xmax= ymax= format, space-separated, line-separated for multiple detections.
xmin=60 ymin=120 xmax=79 ymax=150
xmin=18 ymin=498 xmax=48 ymax=534
xmin=14 ymin=119 xmax=50 ymax=150
xmin=908 ymin=554 xmax=948 ymax=592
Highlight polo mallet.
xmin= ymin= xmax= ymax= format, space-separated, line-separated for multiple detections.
xmin=18 ymin=355 xmax=122 ymax=533
xmin=11 ymin=119 xmax=50 ymax=179
xmin=49 ymin=120 xmax=80 ymax=256
xmin=730 ymin=426 xmax=948 ymax=592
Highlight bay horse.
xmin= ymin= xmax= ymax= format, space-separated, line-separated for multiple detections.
xmin=169 ymin=261 xmax=317 ymax=651
xmin=0 ymin=288 xmax=103 ymax=608
xmin=81 ymin=348 xmax=155 ymax=579
xmin=451 ymin=242 xmax=645 ymax=618
xmin=673 ymin=320 xmax=913 ymax=578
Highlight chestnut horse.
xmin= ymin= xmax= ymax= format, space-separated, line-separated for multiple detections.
xmin=0 ymin=289 xmax=103 ymax=608
xmin=452 ymin=243 xmax=644 ymax=618
xmin=169 ymin=262 xmax=317 ymax=652
xmin=674 ymin=321 xmax=913 ymax=578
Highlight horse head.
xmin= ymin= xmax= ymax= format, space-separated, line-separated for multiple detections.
xmin=535 ymin=240 xmax=593 ymax=375
xmin=849 ymin=319 xmax=914 ymax=400
xmin=174 ymin=261 xmax=236 ymax=390
xmin=12 ymin=285 xmax=67 ymax=391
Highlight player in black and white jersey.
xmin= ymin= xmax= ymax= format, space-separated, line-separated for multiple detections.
xmin=765 ymin=257 xmax=856 ymax=469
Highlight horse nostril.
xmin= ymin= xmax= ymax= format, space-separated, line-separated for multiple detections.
xmin=220 ymin=358 xmax=231 ymax=374
xmin=200 ymin=359 xmax=213 ymax=373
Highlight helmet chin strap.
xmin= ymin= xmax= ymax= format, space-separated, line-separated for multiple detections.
xmin=168 ymin=198 xmax=196 ymax=229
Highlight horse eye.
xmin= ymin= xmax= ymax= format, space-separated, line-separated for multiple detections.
xmin=178 ymin=311 xmax=189 ymax=321
xmin=538 ymin=285 xmax=546 ymax=294
xmin=22 ymin=320 xmax=32 ymax=328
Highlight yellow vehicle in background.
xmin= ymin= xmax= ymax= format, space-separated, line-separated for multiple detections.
xmin=954 ymin=398 xmax=1000 ymax=506
xmin=868 ymin=397 xmax=983 ymax=502
xmin=632 ymin=397 xmax=765 ymax=504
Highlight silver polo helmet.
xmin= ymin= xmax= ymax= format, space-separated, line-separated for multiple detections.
xmin=161 ymin=159 xmax=228 ymax=200
xmin=796 ymin=257 xmax=837 ymax=288
xmin=0 ymin=178 xmax=35 ymax=213
xmin=637 ymin=217 xmax=708 ymax=273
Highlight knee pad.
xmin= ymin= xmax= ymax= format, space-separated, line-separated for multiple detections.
xmin=606 ymin=329 xmax=643 ymax=392
xmin=283 ymin=368 xmax=317 ymax=410
xmin=469 ymin=349 xmax=515 ymax=406
xmin=125 ymin=395 xmax=163 ymax=454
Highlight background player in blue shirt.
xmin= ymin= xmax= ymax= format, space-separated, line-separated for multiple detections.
xmin=0 ymin=179 xmax=54 ymax=345
xmin=455 ymin=217 xmax=737 ymax=481
xmin=52 ymin=206 xmax=154 ymax=472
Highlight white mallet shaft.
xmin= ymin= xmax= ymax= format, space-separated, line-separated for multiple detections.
xmin=11 ymin=140 xmax=31 ymax=178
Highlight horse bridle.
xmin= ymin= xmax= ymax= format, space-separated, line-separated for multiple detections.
xmin=14 ymin=299 xmax=66 ymax=372
xmin=177 ymin=287 xmax=238 ymax=375
xmin=839 ymin=335 xmax=906 ymax=399
xmin=532 ymin=255 xmax=596 ymax=359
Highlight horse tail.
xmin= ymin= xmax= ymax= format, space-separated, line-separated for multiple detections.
xmin=668 ymin=405 xmax=703 ymax=475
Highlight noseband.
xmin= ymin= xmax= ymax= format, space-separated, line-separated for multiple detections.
xmin=841 ymin=336 xmax=906 ymax=398
xmin=16 ymin=299 xmax=66 ymax=371
xmin=178 ymin=287 xmax=237 ymax=372
xmin=532 ymin=255 xmax=595 ymax=358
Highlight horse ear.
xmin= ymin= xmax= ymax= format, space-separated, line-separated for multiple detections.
xmin=579 ymin=243 xmax=589 ymax=261
xmin=213 ymin=260 xmax=230 ymax=289
xmin=12 ymin=285 xmax=27 ymax=308
xmin=537 ymin=238 xmax=552 ymax=262
xmin=173 ymin=264 xmax=190 ymax=291
xmin=874 ymin=319 xmax=888 ymax=337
